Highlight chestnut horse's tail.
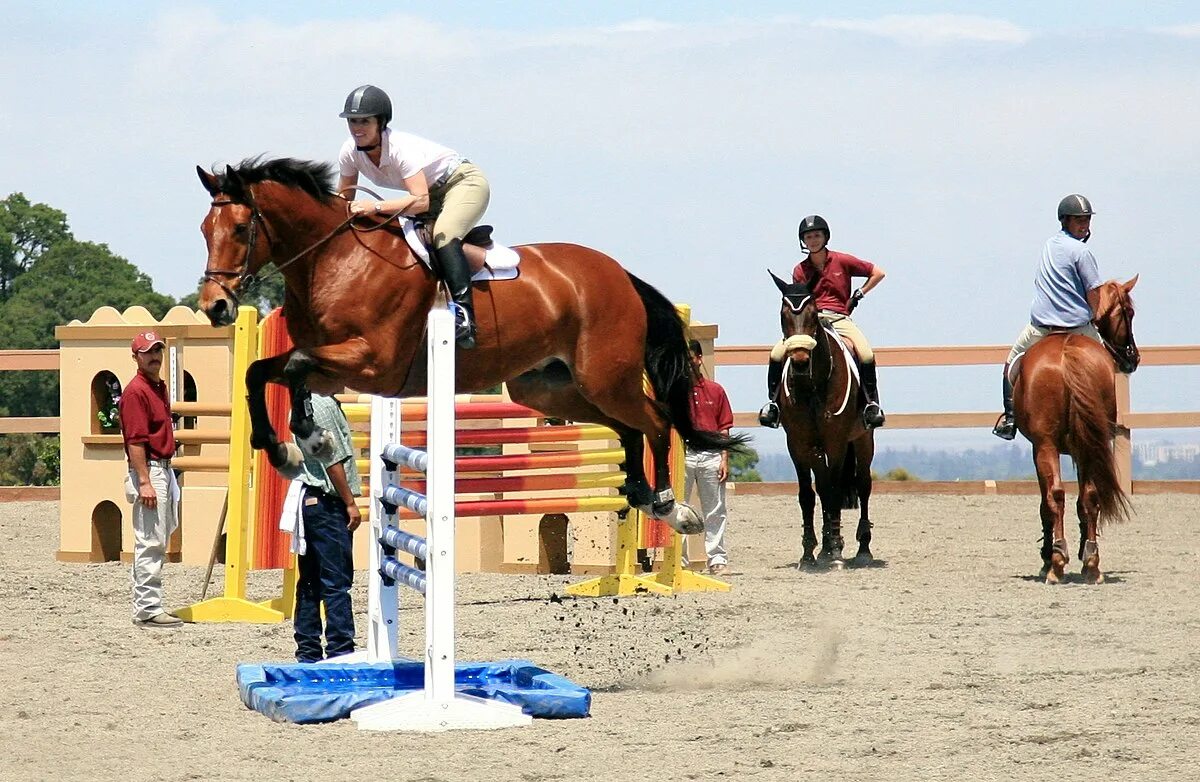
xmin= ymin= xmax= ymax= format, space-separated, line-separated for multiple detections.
xmin=625 ymin=273 xmax=749 ymax=454
xmin=1062 ymin=341 xmax=1131 ymax=524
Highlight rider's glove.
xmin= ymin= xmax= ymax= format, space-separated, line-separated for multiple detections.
xmin=849 ymin=288 xmax=865 ymax=312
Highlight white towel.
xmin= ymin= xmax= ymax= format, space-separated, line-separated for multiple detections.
xmin=278 ymin=479 xmax=306 ymax=555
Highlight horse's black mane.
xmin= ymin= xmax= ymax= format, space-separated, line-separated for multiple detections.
xmin=215 ymin=156 xmax=337 ymax=202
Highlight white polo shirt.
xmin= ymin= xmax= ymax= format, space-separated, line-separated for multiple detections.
xmin=338 ymin=128 xmax=462 ymax=191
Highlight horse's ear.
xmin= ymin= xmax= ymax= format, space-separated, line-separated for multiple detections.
xmin=197 ymin=166 xmax=221 ymax=197
xmin=769 ymin=270 xmax=790 ymax=295
xmin=1123 ymin=274 xmax=1139 ymax=293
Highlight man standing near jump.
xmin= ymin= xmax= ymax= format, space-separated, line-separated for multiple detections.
xmin=119 ymin=330 xmax=182 ymax=628
xmin=993 ymin=194 xmax=1105 ymax=440
xmin=684 ymin=340 xmax=735 ymax=576
xmin=285 ymin=393 xmax=362 ymax=663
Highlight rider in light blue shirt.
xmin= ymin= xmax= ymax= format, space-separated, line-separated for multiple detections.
xmin=1029 ymin=231 xmax=1102 ymax=328
xmin=993 ymin=194 xmax=1105 ymax=440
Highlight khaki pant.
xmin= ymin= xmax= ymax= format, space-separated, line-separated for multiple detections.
xmin=125 ymin=462 xmax=178 ymax=621
xmin=429 ymin=162 xmax=490 ymax=248
xmin=684 ymin=450 xmax=728 ymax=568
xmin=819 ymin=311 xmax=875 ymax=363
xmin=1006 ymin=321 xmax=1101 ymax=376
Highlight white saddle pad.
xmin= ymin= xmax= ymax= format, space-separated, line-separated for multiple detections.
xmin=401 ymin=219 xmax=520 ymax=281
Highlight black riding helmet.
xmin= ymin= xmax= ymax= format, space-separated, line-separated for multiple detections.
xmin=798 ymin=214 xmax=831 ymax=244
xmin=339 ymin=85 xmax=393 ymax=129
xmin=1057 ymin=194 xmax=1095 ymax=221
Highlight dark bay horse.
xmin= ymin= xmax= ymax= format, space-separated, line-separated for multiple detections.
xmin=770 ymin=272 xmax=875 ymax=568
xmin=1014 ymin=276 xmax=1139 ymax=584
xmin=195 ymin=157 xmax=746 ymax=534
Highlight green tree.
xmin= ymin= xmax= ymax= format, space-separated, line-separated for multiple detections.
xmin=0 ymin=239 xmax=175 ymax=417
xmin=1 ymin=194 xmax=71 ymax=301
xmin=729 ymin=444 xmax=761 ymax=482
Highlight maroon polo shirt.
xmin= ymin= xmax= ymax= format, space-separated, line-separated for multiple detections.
xmin=792 ymin=250 xmax=875 ymax=315
xmin=119 ymin=372 xmax=176 ymax=461
xmin=689 ymin=376 xmax=733 ymax=434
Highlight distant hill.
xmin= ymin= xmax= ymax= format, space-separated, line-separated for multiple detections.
xmin=756 ymin=444 xmax=1200 ymax=482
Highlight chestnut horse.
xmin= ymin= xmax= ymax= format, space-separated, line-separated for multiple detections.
xmin=1013 ymin=276 xmax=1140 ymax=584
xmin=770 ymin=272 xmax=875 ymax=568
xmin=195 ymin=157 xmax=746 ymax=534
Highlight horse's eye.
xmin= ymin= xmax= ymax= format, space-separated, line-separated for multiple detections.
xmin=234 ymin=223 xmax=249 ymax=236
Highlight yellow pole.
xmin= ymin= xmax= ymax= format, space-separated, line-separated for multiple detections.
xmin=175 ymin=306 xmax=287 ymax=622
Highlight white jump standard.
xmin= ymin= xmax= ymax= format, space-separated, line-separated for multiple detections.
xmin=350 ymin=306 xmax=532 ymax=731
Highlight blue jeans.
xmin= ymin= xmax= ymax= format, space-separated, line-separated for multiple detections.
xmin=294 ymin=488 xmax=355 ymax=662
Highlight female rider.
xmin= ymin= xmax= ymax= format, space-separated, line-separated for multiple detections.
xmin=336 ymin=84 xmax=490 ymax=349
xmin=759 ymin=214 xmax=887 ymax=430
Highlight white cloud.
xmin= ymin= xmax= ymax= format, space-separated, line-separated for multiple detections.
xmin=812 ymin=14 xmax=1032 ymax=46
xmin=1149 ymin=23 xmax=1200 ymax=38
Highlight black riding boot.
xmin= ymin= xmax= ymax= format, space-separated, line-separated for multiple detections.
xmin=434 ymin=239 xmax=476 ymax=349
xmin=860 ymin=360 xmax=885 ymax=428
xmin=758 ymin=359 xmax=783 ymax=428
xmin=992 ymin=372 xmax=1016 ymax=440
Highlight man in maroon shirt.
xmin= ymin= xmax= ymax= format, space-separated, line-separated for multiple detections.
xmin=118 ymin=330 xmax=182 ymax=628
xmin=759 ymin=215 xmax=887 ymax=429
xmin=685 ymin=340 xmax=735 ymax=575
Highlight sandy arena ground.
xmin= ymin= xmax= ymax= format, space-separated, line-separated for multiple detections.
xmin=2 ymin=493 xmax=1199 ymax=781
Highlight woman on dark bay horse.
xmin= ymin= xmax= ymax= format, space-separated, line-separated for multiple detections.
xmin=195 ymin=156 xmax=745 ymax=535
xmin=768 ymin=271 xmax=876 ymax=569
xmin=1013 ymin=276 xmax=1139 ymax=584
xmin=759 ymin=215 xmax=887 ymax=431
xmin=335 ymin=84 xmax=488 ymax=349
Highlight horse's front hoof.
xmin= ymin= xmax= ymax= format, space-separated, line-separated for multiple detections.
xmin=272 ymin=442 xmax=305 ymax=480
xmin=1044 ymin=554 xmax=1067 ymax=584
xmin=850 ymin=550 xmax=874 ymax=567
xmin=1082 ymin=562 xmax=1104 ymax=585
xmin=297 ymin=427 xmax=334 ymax=460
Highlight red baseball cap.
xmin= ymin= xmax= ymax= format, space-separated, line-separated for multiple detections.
xmin=131 ymin=330 xmax=166 ymax=353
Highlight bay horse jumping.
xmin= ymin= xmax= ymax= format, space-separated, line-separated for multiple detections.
xmin=770 ymin=272 xmax=875 ymax=569
xmin=195 ymin=157 xmax=746 ymax=534
xmin=1013 ymin=276 xmax=1140 ymax=584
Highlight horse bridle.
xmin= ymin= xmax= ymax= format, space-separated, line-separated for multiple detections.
xmin=203 ymin=189 xmax=362 ymax=309
xmin=1096 ymin=298 xmax=1139 ymax=373
xmin=203 ymin=192 xmax=274 ymax=309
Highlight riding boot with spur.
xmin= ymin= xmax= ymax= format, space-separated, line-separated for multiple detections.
xmin=992 ymin=372 xmax=1017 ymax=440
xmin=758 ymin=359 xmax=784 ymax=428
xmin=860 ymin=360 xmax=886 ymax=428
xmin=434 ymin=239 xmax=477 ymax=349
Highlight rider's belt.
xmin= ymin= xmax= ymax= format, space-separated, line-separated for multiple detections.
xmin=147 ymin=458 xmax=172 ymax=468
xmin=818 ymin=310 xmax=847 ymax=321
xmin=431 ymin=158 xmax=470 ymax=190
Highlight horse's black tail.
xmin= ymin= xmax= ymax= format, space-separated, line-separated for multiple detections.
xmin=840 ymin=442 xmax=860 ymax=509
xmin=626 ymin=272 xmax=750 ymax=454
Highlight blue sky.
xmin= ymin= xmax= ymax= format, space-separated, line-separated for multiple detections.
xmin=3 ymin=2 xmax=1198 ymax=452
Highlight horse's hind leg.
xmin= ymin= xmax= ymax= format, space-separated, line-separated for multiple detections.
xmin=1077 ymin=480 xmax=1104 ymax=584
xmin=1034 ymin=443 xmax=1069 ymax=583
xmin=508 ymin=367 xmax=662 ymax=524
xmin=565 ymin=359 xmax=703 ymax=535
xmin=851 ymin=435 xmax=875 ymax=566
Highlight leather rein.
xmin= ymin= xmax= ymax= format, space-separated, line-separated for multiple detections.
xmin=202 ymin=185 xmax=403 ymax=309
